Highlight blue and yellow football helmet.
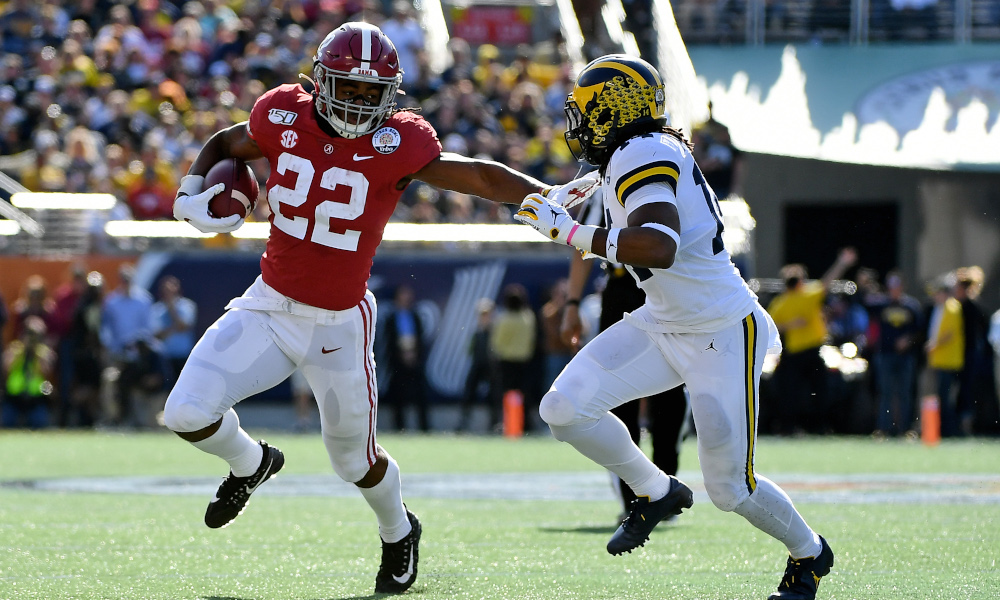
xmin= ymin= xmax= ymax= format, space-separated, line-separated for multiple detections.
xmin=564 ymin=54 xmax=667 ymax=166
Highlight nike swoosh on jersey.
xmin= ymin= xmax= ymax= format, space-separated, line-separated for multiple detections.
xmin=392 ymin=551 xmax=415 ymax=584
xmin=353 ymin=154 xmax=373 ymax=161
xmin=321 ymin=346 xmax=342 ymax=354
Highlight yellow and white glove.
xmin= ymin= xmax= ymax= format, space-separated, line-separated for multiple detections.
xmin=173 ymin=175 xmax=244 ymax=234
xmin=515 ymin=193 xmax=598 ymax=254
xmin=541 ymin=169 xmax=600 ymax=209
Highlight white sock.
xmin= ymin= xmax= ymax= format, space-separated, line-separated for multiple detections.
xmin=549 ymin=413 xmax=672 ymax=501
xmin=357 ymin=452 xmax=411 ymax=543
xmin=190 ymin=409 xmax=263 ymax=477
xmin=732 ymin=474 xmax=822 ymax=559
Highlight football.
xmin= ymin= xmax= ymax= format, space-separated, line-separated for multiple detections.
xmin=204 ymin=158 xmax=259 ymax=219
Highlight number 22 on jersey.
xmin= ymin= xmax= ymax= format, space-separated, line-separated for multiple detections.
xmin=267 ymin=152 xmax=369 ymax=251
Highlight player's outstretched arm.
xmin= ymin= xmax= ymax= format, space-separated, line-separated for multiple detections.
xmin=515 ymin=196 xmax=679 ymax=270
xmin=410 ymin=152 xmax=548 ymax=204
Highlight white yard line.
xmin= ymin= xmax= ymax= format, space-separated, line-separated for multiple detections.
xmin=5 ymin=471 xmax=1000 ymax=504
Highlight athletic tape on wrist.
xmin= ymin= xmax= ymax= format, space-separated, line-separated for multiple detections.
xmin=567 ymin=223 xmax=596 ymax=253
xmin=178 ymin=174 xmax=205 ymax=197
xmin=566 ymin=224 xmax=580 ymax=245
xmin=605 ymin=228 xmax=622 ymax=263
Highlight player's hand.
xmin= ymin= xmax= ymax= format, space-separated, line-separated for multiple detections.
xmin=542 ymin=170 xmax=600 ymax=209
xmin=173 ymin=175 xmax=244 ymax=234
xmin=560 ymin=305 xmax=584 ymax=350
xmin=514 ymin=193 xmax=577 ymax=244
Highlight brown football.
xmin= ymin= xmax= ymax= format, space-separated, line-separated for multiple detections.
xmin=205 ymin=158 xmax=259 ymax=219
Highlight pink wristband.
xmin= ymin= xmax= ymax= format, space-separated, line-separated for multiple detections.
xmin=566 ymin=223 xmax=580 ymax=245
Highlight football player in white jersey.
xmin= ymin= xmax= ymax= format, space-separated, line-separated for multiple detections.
xmin=515 ymin=55 xmax=834 ymax=600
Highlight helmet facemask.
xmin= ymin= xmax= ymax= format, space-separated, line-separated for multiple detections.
xmin=313 ymin=61 xmax=401 ymax=139
xmin=564 ymin=93 xmax=617 ymax=165
xmin=564 ymin=98 xmax=588 ymax=162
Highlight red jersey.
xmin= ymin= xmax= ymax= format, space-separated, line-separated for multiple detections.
xmin=247 ymin=84 xmax=442 ymax=310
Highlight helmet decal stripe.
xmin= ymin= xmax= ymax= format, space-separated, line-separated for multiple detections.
xmin=615 ymin=160 xmax=679 ymax=206
xmin=589 ymin=60 xmax=651 ymax=88
xmin=360 ymin=27 xmax=372 ymax=62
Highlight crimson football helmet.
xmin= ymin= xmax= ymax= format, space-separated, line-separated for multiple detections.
xmin=312 ymin=22 xmax=402 ymax=139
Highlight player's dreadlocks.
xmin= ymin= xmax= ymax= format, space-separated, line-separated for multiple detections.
xmin=661 ymin=125 xmax=694 ymax=151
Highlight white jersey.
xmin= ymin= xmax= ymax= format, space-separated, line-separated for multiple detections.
xmin=601 ymin=132 xmax=758 ymax=333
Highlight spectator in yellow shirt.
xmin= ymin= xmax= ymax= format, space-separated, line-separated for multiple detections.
xmin=490 ymin=283 xmax=537 ymax=430
xmin=767 ymin=248 xmax=857 ymax=433
xmin=925 ymin=278 xmax=964 ymax=437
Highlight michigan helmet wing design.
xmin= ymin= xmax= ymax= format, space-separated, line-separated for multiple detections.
xmin=564 ymin=55 xmax=667 ymax=166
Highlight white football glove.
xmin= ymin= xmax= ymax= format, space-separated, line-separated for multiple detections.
xmin=173 ymin=175 xmax=244 ymax=234
xmin=542 ymin=169 xmax=600 ymax=209
xmin=514 ymin=193 xmax=579 ymax=245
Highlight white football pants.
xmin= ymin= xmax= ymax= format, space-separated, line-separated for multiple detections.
xmin=541 ymin=303 xmax=819 ymax=555
xmin=163 ymin=276 xmax=380 ymax=482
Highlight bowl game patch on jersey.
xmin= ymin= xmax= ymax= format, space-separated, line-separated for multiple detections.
xmin=372 ymin=126 xmax=401 ymax=154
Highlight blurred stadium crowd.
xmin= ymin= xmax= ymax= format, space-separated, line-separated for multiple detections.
xmin=5 ymin=0 xmax=994 ymax=231
xmin=0 ymin=0 xmax=742 ymax=430
xmin=2 ymin=0 xmax=999 ymax=437
xmin=0 ymin=0 xmax=591 ymax=231
xmin=3 ymin=249 xmax=1000 ymax=439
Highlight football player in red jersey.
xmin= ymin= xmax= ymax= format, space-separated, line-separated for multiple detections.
xmin=166 ymin=22 xmax=595 ymax=595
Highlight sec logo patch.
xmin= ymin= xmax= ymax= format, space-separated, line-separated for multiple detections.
xmin=281 ymin=130 xmax=298 ymax=149
xmin=372 ymin=127 xmax=401 ymax=154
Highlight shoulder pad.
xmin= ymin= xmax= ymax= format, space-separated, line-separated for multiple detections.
xmin=606 ymin=134 xmax=683 ymax=207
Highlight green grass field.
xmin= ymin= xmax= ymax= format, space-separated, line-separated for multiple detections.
xmin=2 ymin=432 xmax=999 ymax=599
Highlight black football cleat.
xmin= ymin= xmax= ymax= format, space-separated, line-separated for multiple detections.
xmin=607 ymin=476 xmax=693 ymax=555
xmin=768 ymin=536 xmax=835 ymax=600
xmin=374 ymin=509 xmax=421 ymax=594
xmin=204 ymin=440 xmax=284 ymax=529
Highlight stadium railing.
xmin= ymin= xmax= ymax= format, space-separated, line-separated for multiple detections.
xmin=662 ymin=0 xmax=999 ymax=46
